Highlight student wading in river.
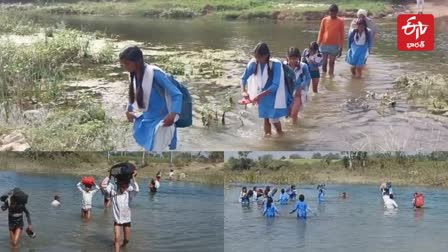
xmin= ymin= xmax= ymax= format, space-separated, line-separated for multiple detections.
xmin=120 ymin=46 xmax=192 ymax=151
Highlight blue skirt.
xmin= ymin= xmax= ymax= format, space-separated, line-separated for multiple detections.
xmin=133 ymin=114 xmax=177 ymax=150
xmin=345 ymin=43 xmax=369 ymax=67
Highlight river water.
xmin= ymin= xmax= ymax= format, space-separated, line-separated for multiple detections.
xmin=225 ymin=184 xmax=448 ymax=252
xmin=0 ymin=172 xmax=224 ymax=251
xmin=39 ymin=16 xmax=448 ymax=151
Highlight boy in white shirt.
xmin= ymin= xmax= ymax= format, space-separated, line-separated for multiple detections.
xmin=101 ymin=171 xmax=139 ymax=252
xmin=384 ymin=194 xmax=398 ymax=209
xmin=51 ymin=195 xmax=61 ymax=207
xmin=77 ymin=181 xmax=100 ymax=219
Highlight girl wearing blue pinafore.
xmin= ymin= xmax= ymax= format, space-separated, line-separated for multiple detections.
xmin=241 ymin=42 xmax=289 ymax=136
xmin=290 ymin=194 xmax=311 ymax=219
xmin=278 ymin=189 xmax=289 ymax=205
xmin=345 ymin=18 xmax=372 ymax=78
xmin=120 ymin=46 xmax=182 ymax=151
xmin=285 ymin=47 xmax=311 ymax=124
xmin=263 ymin=197 xmax=279 ymax=218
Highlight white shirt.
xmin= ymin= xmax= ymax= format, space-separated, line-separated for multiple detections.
xmin=155 ymin=180 xmax=160 ymax=189
xmin=77 ymin=182 xmax=99 ymax=210
xmin=51 ymin=200 xmax=60 ymax=207
xmin=169 ymin=172 xmax=174 ymax=178
xmin=384 ymin=197 xmax=398 ymax=209
xmin=101 ymin=177 xmax=139 ymax=224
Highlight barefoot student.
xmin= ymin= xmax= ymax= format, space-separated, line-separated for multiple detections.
xmin=102 ymin=162 xmax=139 ymax=252
xmin=1 ymin=188 xmax=35 ymax=248
xmin=120 ymin=46 xmax=192 ymax=151
xmin=302 ymin=42 xmax=323 ymax=93
xmin=286 ymin=47 xmax=311 ymax=124
xmin=346 ymin=19 xmax=372 ymax=78
xmin=317 ymin=4 xmax=345 ymax=75
xmin=241 ymin=42 xmax=289 ymax=136
xmin=77 ymin=177 xmax=100 ymax=219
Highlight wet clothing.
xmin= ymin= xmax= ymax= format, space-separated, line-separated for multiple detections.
xmin=129 ymin=64 xmax=182 ymax=151
xmin=317 ymin=16 xmax=345 ymax=54
xmin=77 ymin=182 xmax=100 ymax=210
xmin=384 ymin=197 xmax=398 ymax=209
xmin=51 ymin=200 xmax=61 ymax=207
xmin=278 ymin=193 xmax=289 ymax=205
xmin=8 ymin=205 xmax=31 ymax=231
xmin=101 ymin=177 xmax=139 ymax=224
xmin=263 ymin=204 xmax=278 ymax=218
xmin=293 ymin=201 xmax=308 ymax=219
xmin=241 ymin=59 xmax=289 ymax=119
xmin=346 ymin=28 xmax=372 ymax=67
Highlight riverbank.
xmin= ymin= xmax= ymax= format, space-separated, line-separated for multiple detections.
xmin=224 ymin=157 xmax=448 ymax=187
xmin=1 ymin=0 xmax=394 ymax=20
xmin=0 ymin=152 xmax=224 ymax=185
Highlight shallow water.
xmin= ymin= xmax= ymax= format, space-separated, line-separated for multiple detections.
xmin=0 ymin=172 xmax=224 ymax=252
xmin=225 ymin=184 xmax=448 ymax=252
xmin=39 ymin=16 xmax=448 ymax=151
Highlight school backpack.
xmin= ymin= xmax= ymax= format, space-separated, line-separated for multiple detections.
xmin=11 ymin=188 xmax=28 ymax=205
xmin=415 ymin=193 xmax=424 ymax=208
xmin=153 ymin=74 xmax=193 ymax=128
xmin=282 ymin=64 xmax=296 ymax=101
xmin=110 ymin=162 xmax=136 ymax=182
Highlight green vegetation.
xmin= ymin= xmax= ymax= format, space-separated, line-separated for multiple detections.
xmin=225 ymin=152 xmax=448 ymax=187
xmin=394 ymin=73 xmax=448 ymax=116
xmin=0 ymin=151 xmax=224 ymax=185
xmin=2 ymin=0 xmax=394 ymax=20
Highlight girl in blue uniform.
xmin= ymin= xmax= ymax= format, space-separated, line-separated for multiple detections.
xmin=286 ymin=47 xmax=311 ymax=124
xmin=278 ymin=188 xmax=289 ymax=205
xmin=120 ymin=46 xmax=183 ymax=151
xmin=345 ymin=19 xmax=372 ymax=78
xmin=287 ymin=185 xmax=297 ymax=201
xmin=241 ymin=42 xmax=289 ymax=136
xmin=317 ymin=184 xmax=325 ymax=202
xmin=263 ymin=197 xmax=279 ymax=218
xmin=290 ymin=194 xmax=311 ymax=219
xmin=302 ymin=42 xmax=323 ymax=93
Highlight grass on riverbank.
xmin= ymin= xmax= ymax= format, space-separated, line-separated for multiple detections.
xmin=225 ymin=155 xmax=448 ymax=187
xmin=394 ymin=73 xmax=448 ymax=116
xmin=2 ymin=0 xmax=393 ymax=20
xmin=0 ymin=151 xmax=224 ymax=185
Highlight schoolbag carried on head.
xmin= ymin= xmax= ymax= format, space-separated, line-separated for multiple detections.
xmin=153 ymin=74 xmax=193 ymax=128
xmin=110 ymin=162 xmax=136 ymax=182
xmin=11 ymin=188 xmax=28 ymax=205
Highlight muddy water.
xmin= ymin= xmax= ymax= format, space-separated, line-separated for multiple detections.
xmin=45 ymin=16 xmax=448 ymax=151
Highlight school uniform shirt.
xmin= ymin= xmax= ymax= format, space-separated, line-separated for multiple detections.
xmin=345 ymin=28 xmax=372 ymax=67
xmin=293 ymin=62 xmax=311 ymax=96
xmin=278 ymin=193 xmax=289 ymax=205
xmin=302 ymin=49 xmax=323 ymax=72
xmin=101 ymin=177 xmax=139 ymax=224
xmin=293 ymin=201 xmax=308 ymax=219
xmin=263 ymin=204 xmax=278 ymax=218
xmin=77 ymin=182 xmax=99 ymax=210
xmin=130 ymin=64 xmax=183 ymax=151
xmin=241 ymin=59 xmax=288 ymax=119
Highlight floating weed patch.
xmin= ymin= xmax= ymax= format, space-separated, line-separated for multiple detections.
xmin=395 ymin=73 xmax=448 ymax=115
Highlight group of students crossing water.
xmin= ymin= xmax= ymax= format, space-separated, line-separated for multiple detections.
xmin=238 ymin=182 xmax=426 ymax=219
xmin=1 ymin=162 xmax=171 ymax=251
xmin=120 ymin=3 xmax=378 ymax=149
xmin=239 ymin=3 xmax=377 ymax=136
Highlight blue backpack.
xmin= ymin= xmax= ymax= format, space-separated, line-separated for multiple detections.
xmin=152 ymin=73 xmax=193 ymax=128
xmin=165 ymin=75 xmax=193 ymax=128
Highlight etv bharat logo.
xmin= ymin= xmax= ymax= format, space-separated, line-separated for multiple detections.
xmin=397 ymin=14 xmax=434 ymax=51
